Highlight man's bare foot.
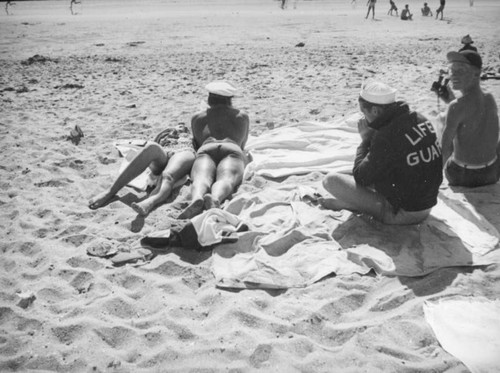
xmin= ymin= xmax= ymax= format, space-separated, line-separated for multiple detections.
xmin=318 ymin=197 xmax=344 ymax=211
xmin=131 ymin=199 xmax=157 ymax=216
xmin=88 ymin=191 xmax=115 ymax=210
xmin=203 ymin=194 xmax=220 ymax=210
xmin=177 ymin=198 xmax=204 ymax=219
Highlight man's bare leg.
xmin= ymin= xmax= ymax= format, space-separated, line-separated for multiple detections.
xmin=89 ymin=143 xmax=168 ymax=209
xmin=319 ymin=172 xmax=386 ymax=220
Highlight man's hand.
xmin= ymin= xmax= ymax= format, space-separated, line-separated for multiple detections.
xmin=357 ymin=117 xmax=375 ymax=143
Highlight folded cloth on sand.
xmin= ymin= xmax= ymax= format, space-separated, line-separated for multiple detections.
xmin=141 ymin=210 xmax=246 ymax=251
xmin=114 ymin=140 xmax=188 ymax=191
xmin=424 ymin=297 xmax=500 ymax=373
xmin=243 ymin=114 xmax=361 ymax=179
xmin=190 ymin=209 xmax=244 ymax=247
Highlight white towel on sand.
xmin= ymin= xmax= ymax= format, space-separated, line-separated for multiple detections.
xmin=211 ymin=116 xmax=500 ymax=289
xmin=244 ymin=114 xmax=362 ymax=179
xmin=424 ymin=297 xmax=500 ymax=373
xmin=211 ymin=183 xmax=500 ymax=289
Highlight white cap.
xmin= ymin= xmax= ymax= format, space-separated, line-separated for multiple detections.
xmin=205 ymin=80 xmax=240 ymax=97
xmin=360 ymin=79 xmax=397 ymax=105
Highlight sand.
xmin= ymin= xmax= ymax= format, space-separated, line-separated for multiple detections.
xmin=1 ymin=0 xmax=500 ymax=372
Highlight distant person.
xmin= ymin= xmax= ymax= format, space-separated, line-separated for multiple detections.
xmin=401 ymin=4 xmax=413 ymax=20
xmin=178 ymin=81 xmax=250 ymax=219
xmin=5 ymin=1 xmax=15 ymax=15
xmin=366 ymin=0 xmax=376 ymax=19
xmin=281 ymin=0 xmax=287 ymax=10
xmin=421 ymin=2 xmax=433 ymax=16
xmin=70 ymin=0 xmax=81 ymax=15
xmin=440 ymin=50 xmax=500 ymax=187
xmin=388 ymin=0 xmax=398 ymax=16
xmin=459 ymin=34 xmax=478 ymax=52
xmin=319 ymin=79 xmax=443 ymax=225
xmin=436 ymin=0 xmax=445 ymax=20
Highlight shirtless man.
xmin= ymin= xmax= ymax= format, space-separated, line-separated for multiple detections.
xmin=421 ymin=2 xmax=432 ymax=16
xmin=441 ymin=50 xmax=500 ymax=187
xmin=400 ymin=4 xmax=412 ymax=20
xmin=178 ymin=81 xmax=250 ymax=219
xmin=88 ymin=142 xmax=195 ymax=216
xmin=319 ymin=79 xmax=442 ymax=225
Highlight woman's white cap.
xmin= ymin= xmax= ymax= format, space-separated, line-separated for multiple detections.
xmin=205 ymin=80 xmax=241 ymax=97
xmin=360 ymin=79 xmax=397 ymax=105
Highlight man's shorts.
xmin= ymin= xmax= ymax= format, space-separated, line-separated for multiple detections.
xmin=196 ymin=141 xmax=247 ymax=164
xmin=380 ymin=199 xmax=432 ymax=225
xmin=445 ymin=157 xmax=500 ymax=187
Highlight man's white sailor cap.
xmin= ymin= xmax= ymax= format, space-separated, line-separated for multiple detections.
xmin=360 ymin=79 xmax=397 ymax=105
xmin=205 ymin=80 xmax=241 ymax=97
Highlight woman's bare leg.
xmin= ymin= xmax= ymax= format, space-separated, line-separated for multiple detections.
xmin=207 ymin=156 xmax=245 ymax=207
xmin=131 ymin=150 xmax=195 ymax=215
xmin=89 ymin=143 xmax=168 ymax=209
xmin=178 ymin=155 xmax=216 ymax=219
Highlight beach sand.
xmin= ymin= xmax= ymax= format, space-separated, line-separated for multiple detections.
xmin=1 ymin=0 xmax=500 ymax=371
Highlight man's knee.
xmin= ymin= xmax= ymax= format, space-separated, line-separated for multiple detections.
xmin=323 ymin=172 xmax=344 ymax=192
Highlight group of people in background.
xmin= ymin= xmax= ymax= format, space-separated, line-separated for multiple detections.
xmin=366 ymin=0 xmax=448 ymax=20
xmin=90 ymin=39 xmax=499 ymax=227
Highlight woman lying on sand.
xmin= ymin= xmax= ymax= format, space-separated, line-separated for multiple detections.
xmin=178 ymin=81 xmax=250 ymax=219
xmin=88 ymin=143 xmax=195 ymax=216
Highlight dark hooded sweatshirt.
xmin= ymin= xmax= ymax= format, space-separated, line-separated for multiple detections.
xmin=353 ymin=102 xmax=443 ymax=212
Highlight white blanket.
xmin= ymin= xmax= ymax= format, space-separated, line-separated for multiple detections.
xmin=244 ymin=114 xmax=362 ymax=179
xmin=424 ymin=297 xmax=500 ymax=373
xmin=211 ymin=117 xmax=500 ymax=289
xmin=212 ymin=184 xmax=500 ymax=289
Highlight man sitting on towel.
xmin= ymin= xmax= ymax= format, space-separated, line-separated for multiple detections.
xmin=178 ymin=81 xmax=250 ymax=219
xmin=319 ymin=79 xmax=443 ymax=225
xmin=439 ymin=50 xmax=500 ymax=187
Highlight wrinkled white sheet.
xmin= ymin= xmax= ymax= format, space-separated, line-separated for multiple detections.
xmin=424 ymin=297 xmax=500 ymax=373
xmin=211 ymin=183 xmax=500 ymax=289
xmin=244 ymin=114 xmax=362 ymax=179
xmin=211 ymin=117 xmax=500 ymax=289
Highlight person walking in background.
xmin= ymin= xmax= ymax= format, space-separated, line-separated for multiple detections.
xmin=436 ymin=0 xmax=445 ymax=20
xmin=366 ymin=0 xmax=376 ymax=19
xmin=70 ymin=0 xmax=81 ymax=15
xmin=388 ymin=0 xmax=398 ymax=16
xmin=401 ymin=4 xmax=413 ymax=20
xmin=5 ymin=1 xmax=15 ymax=15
